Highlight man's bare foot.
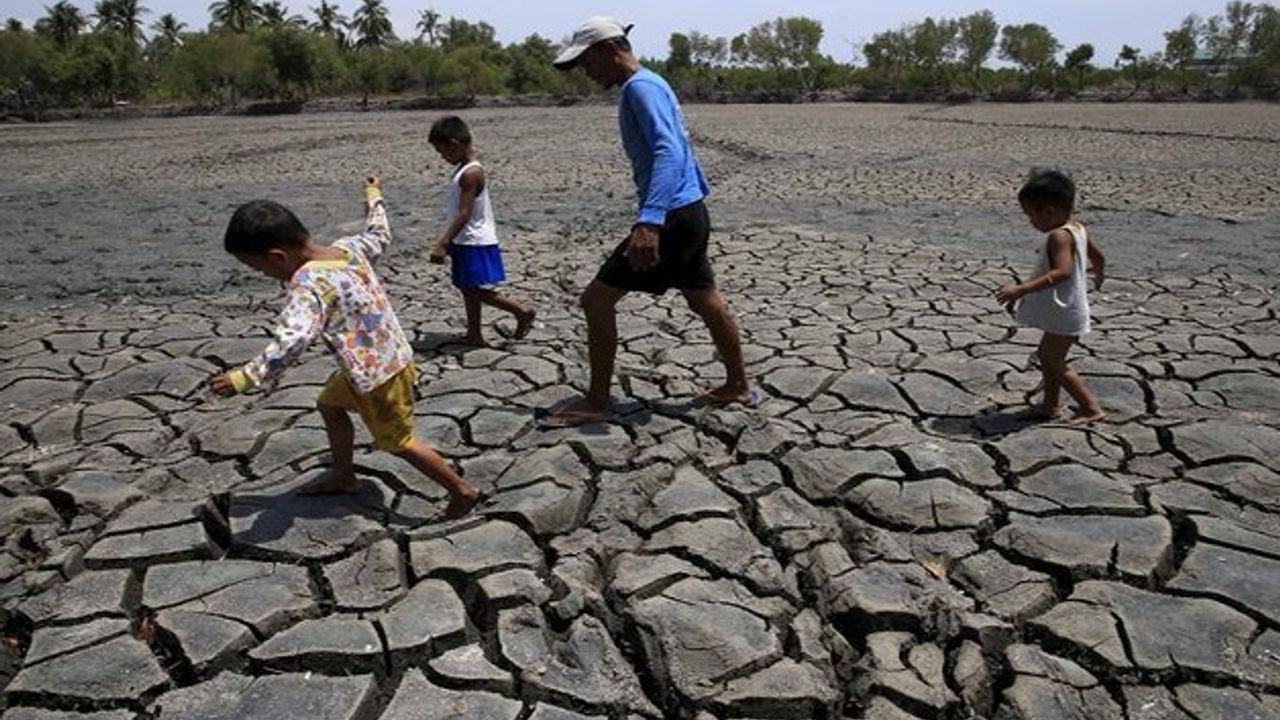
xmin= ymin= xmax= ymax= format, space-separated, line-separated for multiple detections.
xmin=692 ymin=386 xmax=764 ymax=409
xmin=539 ymin=396 xmax=613 ymax=429
xmin=438 ymin=490 xmax=480 ymax=520
xmin=1068 ymin=408 xmax=1107 ymax=426
xmin=513 ymin=309 xmax=537 ymax=340
xmin=297 ymin=469 xmax=360 ymax=495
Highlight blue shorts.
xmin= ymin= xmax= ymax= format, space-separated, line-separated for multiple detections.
xmin=449 ymin=244 xmax=506 ymax=290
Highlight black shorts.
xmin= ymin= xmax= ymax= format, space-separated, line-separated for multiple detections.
xmin=596 ymin=201 xmax=715 ymax=295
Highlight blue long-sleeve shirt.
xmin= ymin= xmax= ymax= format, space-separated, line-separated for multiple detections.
xmin=619 ymin=68 xmax=709 ymax=226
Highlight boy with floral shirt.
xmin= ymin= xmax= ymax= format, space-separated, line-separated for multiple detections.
xmin=210 ymin=177 xmax=478 ymax=519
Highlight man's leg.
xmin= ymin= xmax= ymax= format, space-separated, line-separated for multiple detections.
xmin=683 ymin=288 xmax=752 ymax=404
xmin=583 ymin=280 xmax=628 ymax=406
xmin=542 ymin=279 xmax=627 ymax=426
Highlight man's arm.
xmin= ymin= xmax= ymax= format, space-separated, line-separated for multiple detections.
xmin=431 ymin=167 xmax=483 ymax=264
xmin=626 ymin=79 xmax=685 ymax=227
xmin=622 ymin=80 xmax=687 ymax=271
xmin=210 ymin=286 xmax=326 ymax=396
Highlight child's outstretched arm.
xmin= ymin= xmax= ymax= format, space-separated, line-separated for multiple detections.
xmin=995 ymin=229 xmax=1077 ymax=309
xmin=334 ymin=176 xmax=392 ymax=264
xmin=430 ymin=166 xmax=483 ymax=265
xmin=1085 ymin=234 xmax=1105 ymax=290
xmin=209 ymin=288 xmax=326 ymax=396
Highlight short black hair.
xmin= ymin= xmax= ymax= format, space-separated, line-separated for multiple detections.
xmin=429 ymin=115 xmax=471 ymax=145
xmin=224 ymin=200 xmax=309 ymax=255
xmin=608 ymin=36 xmax=631 ymax=53
xmin=1018 ymin=168 xmax=1076 ymax=212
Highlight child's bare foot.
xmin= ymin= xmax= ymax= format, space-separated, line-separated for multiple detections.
xmin=297 ymin=469 xmax=360 ymax=495
xmin=1068 ymin=408 xmax=1107 ymax=426
xmin=692 ymin=385 xmax=764 ymax=409
xmin=438 ymin=489 xmax=480 ymax=520
xmin=513 ymin=309 xmax=537 ymax=340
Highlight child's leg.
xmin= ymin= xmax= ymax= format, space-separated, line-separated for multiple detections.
xmin=1038 ymin=333 xmax=1105 ymax=424
xmin=1053 ymin=338 xmax=1106 ymax=425
xmin=459 ymin=289 xmax=485 ymax=345
xmin=300 ymin=403 xmax=359 ymax=494
xmin=471 ymin=288 xmax=536 ymax=338
xmin=1062 ymin=371 xmax=1106 ymax=425
xmin=1034 ymin=333 xmax=1071 ymax=417
xmin=394 ymin=439 xmax=479 ymax=520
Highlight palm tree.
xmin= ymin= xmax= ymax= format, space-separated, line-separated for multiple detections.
xmin=208 ymin=0 xmax=259 ymax=33
xmin=36 ymin=1 xmax=86 ymax=48
xmin=151 ymin=12 xmax=185 ymax=45
xmin=259 ymin=1 xmax=305 ymax=27
xmin=95 ymin=0 xmax=148 ymax=42
xmin=416 ymin=8 xmax=438 ymax=44
xmin=310 ymin=0 xmax=346 ymax=43
xmin=351 ymin=0 xmax=394 ymax=49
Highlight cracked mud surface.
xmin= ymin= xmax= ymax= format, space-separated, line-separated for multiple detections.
xmin=2 ymin=103 xmax=1279 ymax=718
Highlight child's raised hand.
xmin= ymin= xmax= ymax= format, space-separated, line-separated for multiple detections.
xmin=208 ymin=373 xmax=237 ymax=397
xmin=363 ymin=176 xmax=383 ymax=206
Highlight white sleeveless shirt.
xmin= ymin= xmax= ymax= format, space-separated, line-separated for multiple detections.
xmin=1014 ymin=221 xmax=1092 ymax=336
xmin=445 ymin=161 xmax=499 ymax=247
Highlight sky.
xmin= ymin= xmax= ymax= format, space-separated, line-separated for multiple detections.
xmin=0 ymin=0 xmax=1235 ymax=65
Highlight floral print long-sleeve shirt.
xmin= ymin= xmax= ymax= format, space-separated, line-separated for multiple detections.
xmin=227 ymin=188 xmax=413 ymax=395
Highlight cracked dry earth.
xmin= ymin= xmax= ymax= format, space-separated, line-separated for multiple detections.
xmin=2 ymin=103 xmax=1280 ymax=720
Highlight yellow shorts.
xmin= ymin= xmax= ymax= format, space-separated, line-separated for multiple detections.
xmin=317 ymin=366 xmax=418 ymax=452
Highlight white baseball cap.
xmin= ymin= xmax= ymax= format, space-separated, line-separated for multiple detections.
xmin=553 ymin=16 xmax=633 ymax=69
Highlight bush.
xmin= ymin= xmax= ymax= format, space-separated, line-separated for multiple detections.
xmin=161 ymin=32 xmax=270 ymax=105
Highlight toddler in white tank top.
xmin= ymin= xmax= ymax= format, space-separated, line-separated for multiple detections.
xmin=996 ymin=169 xmax=1107 ymax=426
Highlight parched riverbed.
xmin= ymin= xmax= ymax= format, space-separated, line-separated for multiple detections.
xmin=1 ymin=103 xmax=1278 ymax=719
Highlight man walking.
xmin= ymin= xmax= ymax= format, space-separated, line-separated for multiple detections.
xmin=541 ymin=17 xmax=755 ymax=427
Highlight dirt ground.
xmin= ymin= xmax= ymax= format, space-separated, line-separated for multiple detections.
xmin=1 ymin=102 xmax=1277 ymax=311
xmin=2 ymin=103 xmax=1280 ymax=719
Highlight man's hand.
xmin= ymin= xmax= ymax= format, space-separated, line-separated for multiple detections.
xmin=209 ymin=373 xmax=238 ymax=397
xmin=623 ymin=224 xmax=660 ymax=272
xmin=995 ymin=283 xmax=1024 ymax=309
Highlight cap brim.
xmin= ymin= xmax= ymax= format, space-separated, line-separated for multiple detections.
xmin=553 ymin=44 xmax=589 ymax=70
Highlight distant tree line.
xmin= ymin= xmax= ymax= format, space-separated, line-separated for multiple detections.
xmin=837 ymin=3 xmax=1280 ymax=100
xmin=2 ymin=1 xmax=1278 ymax=114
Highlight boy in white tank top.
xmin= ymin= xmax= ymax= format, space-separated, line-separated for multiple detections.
xmin=428 ymin=116 xmax=536 ymax=347
xmin=996 ymin=169 xmax=1107 ymax=425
